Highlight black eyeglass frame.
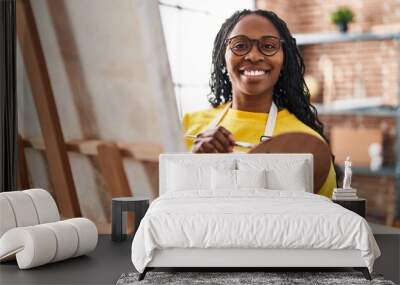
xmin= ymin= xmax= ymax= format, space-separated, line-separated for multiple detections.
xmin=225 ymin=35 xmax=285 ymax=57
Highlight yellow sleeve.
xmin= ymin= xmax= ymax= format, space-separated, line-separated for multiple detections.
xmin=181 ymin=113 xmax=193 ymax=151
xmin=181 ymin=106 xmax=221 ymax=151
xmin=182 ymin=112 xmax=190 ymax=134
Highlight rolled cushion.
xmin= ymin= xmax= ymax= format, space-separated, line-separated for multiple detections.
xmin=42 ymin=221 xmax=79 ymax=262
xmin=0 ymin=218 xmax=98 ymax=269
xmin=23 ymin=189 xmax=60 ymax=223
xmin=0 ymin=226 xmax=57 ymax=269
xmin=64 ymin=218 xmax=98 ymax=257
xmin=0 ymin=192 xmax=39 ymax=227
xmin=0 ymin=196 xmax=17 ymax=237
xmin=0 ymin=189 xmax=59 ymax=239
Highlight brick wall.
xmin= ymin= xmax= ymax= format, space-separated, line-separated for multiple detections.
xmin=257 ymin=0 xmax=400 ymax=106
xmin=256 ymin=0 xmax=400 ymax=34
xmin=257 ymin=0 xmax=400 ymax=225
xmin=303 ymin=41 xmax=398 ymax=106
xmin=352 ymin=175 xmax=396 ymax=225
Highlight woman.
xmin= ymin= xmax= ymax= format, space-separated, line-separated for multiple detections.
xmin=182 ymin=9 xmax=337 ymax=197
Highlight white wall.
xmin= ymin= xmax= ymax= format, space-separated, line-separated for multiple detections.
xmin=160 ymin=0 xmax=255 ymax=117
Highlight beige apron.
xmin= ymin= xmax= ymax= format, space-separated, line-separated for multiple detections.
xmin=205 ymin=101 xmax=278 ymax=145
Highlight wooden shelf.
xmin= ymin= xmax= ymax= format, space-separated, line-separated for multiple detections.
xmin=339 ymin=166 xmax=396 ymax=177
xmin=314 ymin=104 xmax=398 ymax=117
xmin=294 ymin=31 xmax=400 ymax=46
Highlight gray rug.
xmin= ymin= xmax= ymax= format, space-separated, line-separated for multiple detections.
xmin=116 ymin=272 xmax=396 ymax=285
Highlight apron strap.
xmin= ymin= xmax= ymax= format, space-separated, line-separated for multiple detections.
xmin=206 ymin=102 xmax=233 ymax=130
xmin=206 ymin=101 xmax=278 ymax=142
xmin=260 ymin=101 xmax=277 ymax=142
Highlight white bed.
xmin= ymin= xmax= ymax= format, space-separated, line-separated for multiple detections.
xmin=131 ymin=153 xmax=380 ymax=280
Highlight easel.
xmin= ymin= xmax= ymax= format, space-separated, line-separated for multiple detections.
xmin=15 ymin=0 xmax=161 ymax=232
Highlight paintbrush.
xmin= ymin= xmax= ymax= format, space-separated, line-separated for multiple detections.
xmin=184 ymin=134 xmax=253 ymax=148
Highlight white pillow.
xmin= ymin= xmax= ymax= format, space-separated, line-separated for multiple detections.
xmin=167 ymin=163 xmax=210 ymax=191
xmin=211 ymin=168 xmax=236 ymax=190
xmin=211 ymin=169 xmax=267 ymax=190
xmin=266 ymin=164 xmax=307 ymax=191
xmin=237 ymin=159 xmax=308 ymax=192
xmin=167 ymin=159 xmax=236 ymax=192
xmin=236 ymin=169 xmax=267 ymax=189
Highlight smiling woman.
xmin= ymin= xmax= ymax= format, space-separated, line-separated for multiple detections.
xmin=225 ymin=14 xmax=284 ymax=111
xmin=182 ymin=9 xmax=337 ymax=197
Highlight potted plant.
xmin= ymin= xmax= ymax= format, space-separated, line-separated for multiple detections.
xmin=331 ymin=6 xmax=355 ymax=33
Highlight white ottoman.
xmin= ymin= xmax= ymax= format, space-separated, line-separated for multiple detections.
xmin=0 ymin=189 xmax=98 ymax=269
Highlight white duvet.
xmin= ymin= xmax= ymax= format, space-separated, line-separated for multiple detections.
xmin=131 ymin=190 xmax=380 ymax=273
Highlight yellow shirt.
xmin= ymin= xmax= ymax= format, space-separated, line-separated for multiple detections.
xmin=182 ymin=103 xmax=337 ymax=198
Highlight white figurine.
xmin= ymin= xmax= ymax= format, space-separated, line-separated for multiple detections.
xmin=368 ymin=143 xmax=383 ymax=171
xmin=343 ymin=156 xmax=352 ymax=189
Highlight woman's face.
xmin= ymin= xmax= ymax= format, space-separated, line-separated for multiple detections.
xmin=225 ymin=14 xmax=284 ymax=98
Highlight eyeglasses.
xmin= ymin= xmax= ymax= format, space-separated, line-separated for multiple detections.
xmin=226 ymin=35 xmax=284 ymax=57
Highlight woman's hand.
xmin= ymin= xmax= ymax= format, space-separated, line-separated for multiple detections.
xmin=192 ymin=126 xmax=235 ymax=153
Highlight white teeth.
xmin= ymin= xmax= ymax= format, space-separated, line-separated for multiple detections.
xmin=243 ymin=70 xmax=266 ymax=76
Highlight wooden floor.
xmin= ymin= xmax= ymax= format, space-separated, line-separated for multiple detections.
xmin=1 ymin=224 xmax=399 ymax=285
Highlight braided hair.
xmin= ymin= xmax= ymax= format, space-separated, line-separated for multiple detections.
xmin=208 ymin=9 xmax=328 ymax=144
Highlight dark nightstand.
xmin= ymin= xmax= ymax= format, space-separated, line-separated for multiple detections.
xmin=112 ymin=197 xmax=149 ymax=242
xmin=370 ymin=223 xmax=400 ymax=284
xmin=332 ymin=198 xmax=366 ymax=218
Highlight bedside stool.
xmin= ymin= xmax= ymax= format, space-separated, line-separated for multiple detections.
xmin=370 ymin=223 xmax=400 ymax=284
xmin=112 ymin=197 xmax=149 ymax=242
xmin=332 ymin=198 xmax=366 ymax=218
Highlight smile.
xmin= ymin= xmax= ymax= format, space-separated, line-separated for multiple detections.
xmin=239 ymin=69 xmax=271 ymax=77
